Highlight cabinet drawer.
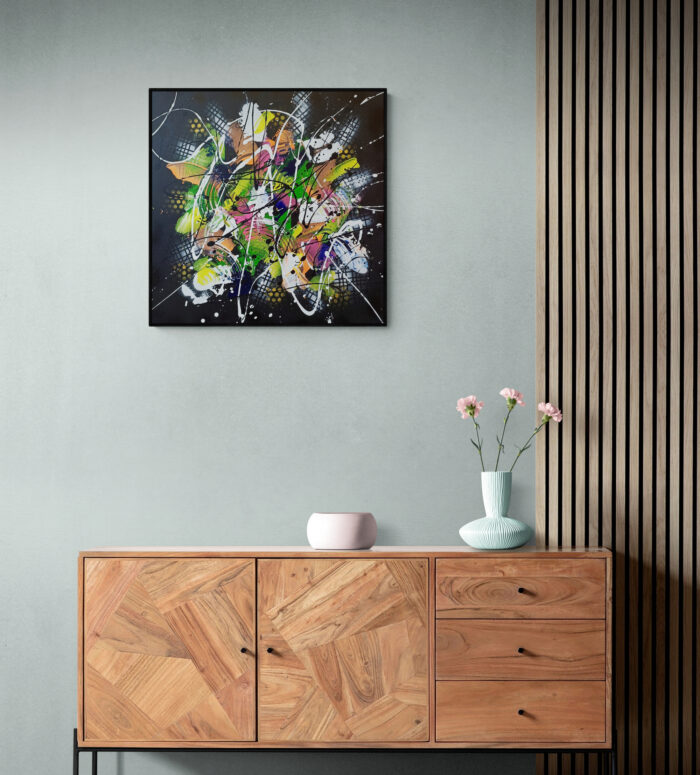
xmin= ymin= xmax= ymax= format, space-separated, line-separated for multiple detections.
xmin=436 ymin=558 xmax=606 ymax=618
xmin=436 ymin=620 xmax=606 ymax=680
xmin=436 ymin=681 xmax=606 ymax=743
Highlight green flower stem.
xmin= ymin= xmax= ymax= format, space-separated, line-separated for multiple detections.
xmin=472 ymin=416 xmax=485 ymax=472
xmin=509 ymin=420 xmax=547 ymax=473
xmin=495 ymin=405 xmax=514 ymax=472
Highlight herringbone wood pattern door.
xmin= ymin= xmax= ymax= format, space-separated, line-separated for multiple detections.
xmin=82 ymin=558 xmax=255 ymax=742
xmin=257 ymin=558 xmax=429 ymax=742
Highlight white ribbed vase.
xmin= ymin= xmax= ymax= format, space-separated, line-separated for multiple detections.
xmin=459 ymin=471 xmax=532 ymax=550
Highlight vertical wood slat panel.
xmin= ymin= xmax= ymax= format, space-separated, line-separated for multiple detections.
xmin=574 ymin=6 xmax=587 ymax=771
xmin=654 ymin=1 xmax=668 ymax=770
xmin=536 ymin=0 xmax=548 ymax=568
xmin=667 ymin=2 xmax=681 ymax=773
xmin=626 ymin=4 xmax=641 ymax=772
xmin=681 ymin=6 xmax=695 ymax=774
xmin=548 ymin=0 xmax=561 ymax=554
xmin=640 ymin=2 xmax=655 ymax=772
xmin=693 ymin=6 xmax=699 ymax=774
xmin=536 ymin=1 xmax=698 ymax=773
xmin=588 ymin=0 xmax=601 ymax=555
xmin=613 ymin=1 xmax=628 ymax=772
xmin=587 ymin=15 xmax=602 ymax=767
xmin=600 ymin=6 xmax=614 ymax=775
xmin=561 ymin=0 xmax=574 ymax=564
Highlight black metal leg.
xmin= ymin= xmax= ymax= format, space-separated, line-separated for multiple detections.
xmin=70 ymin=726 xmax=616 ymax=773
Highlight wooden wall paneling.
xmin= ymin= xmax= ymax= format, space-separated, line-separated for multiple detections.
xmin=681 ymin=5 xmax=696 ymax=772
xmin=668 ymin=2 xmax=681 ymax=773
xmin=547 ymin=0 xmax=561 ymax=554
xmin=588 ymin=0 xmax=601 ymax=561
xmin=536 ymin=0 xmax=548 ymax=538
xmin=627 ymin=3 xmax=642 ymax=771
xmin=541 ymin=5 xmax=557 ymax=769
xmin=654 ymin=2 xmax=668 ymax=769
xmin=601 ymin=0 xmax=614 ymax=567
xmin=691 ymin=4 xmax=700 ymax=772
xmin=613 ymin=1 xmax=628 ymax=771
xmin=574 ymin=0 xmax=587 ymax=549
xmin=561 ymin=0 xmax=574 ymax=562
xmin=587 ymin=7 xmax=603 ymax=766
xmin=573 ymin=5 xmax=588 ymax=772
xmin=640 ymin=1 xmax=654 ymax=771
xmin=536 ymin=1 xmax=699 ymax=773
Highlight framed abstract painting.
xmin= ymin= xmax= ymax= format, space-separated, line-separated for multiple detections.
xmin=150 ymin=88 xmax=386 ymax=326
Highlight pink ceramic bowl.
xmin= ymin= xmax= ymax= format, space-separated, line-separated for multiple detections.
xmin=306 ymin=512 xmax=377 ymax=550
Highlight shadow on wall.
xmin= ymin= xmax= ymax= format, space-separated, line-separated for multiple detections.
xmin=110 ymin=751 xmax=534 ymax=775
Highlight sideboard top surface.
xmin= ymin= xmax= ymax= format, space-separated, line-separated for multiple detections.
xmin=80 ymin=545 xmax=611 ymax=558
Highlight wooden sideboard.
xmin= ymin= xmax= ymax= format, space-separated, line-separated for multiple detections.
xmin=77 ymin=546 xmax=612 ymax=753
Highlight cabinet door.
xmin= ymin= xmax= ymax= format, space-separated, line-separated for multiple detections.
xmin=82 ymin=558 xmax=255 ymax=742
xmin=257 ymin=558 xmax=429 ymax=743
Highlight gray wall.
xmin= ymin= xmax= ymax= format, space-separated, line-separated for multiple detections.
xmin=0 ymin=0 xmax=536 ymax=773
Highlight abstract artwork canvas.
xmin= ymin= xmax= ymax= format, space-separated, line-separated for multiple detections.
xmin=150 ymin=89 xmax=386 ymax=326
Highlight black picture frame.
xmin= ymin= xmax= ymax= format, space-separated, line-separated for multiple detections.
xmin=149 ymin=88 xmax=387 ymax=327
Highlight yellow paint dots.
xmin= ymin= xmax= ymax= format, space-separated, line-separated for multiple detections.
xmin=174 ymin=262 xmax=190 ymax=282
xmin=330 ymin=285 xmax=351 ymax=307
xmin=166 ymin=190 xmax=187 ymax=213
xmin=267 ymin=285 xmax=285 ymax=305
xmin=188 ymin=118 xmax=206 ymax=136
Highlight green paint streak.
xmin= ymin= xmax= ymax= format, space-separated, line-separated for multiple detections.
xmin=326 ymin=157 xmax=359 ymax=183
xmin=308 ymin=271 xmax=337 ymax=298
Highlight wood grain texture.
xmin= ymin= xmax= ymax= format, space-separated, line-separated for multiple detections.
xmin=435 ymin=558 xmax=606 ymax=619
xmin=257 ymin=558 xmax=428 ymax=743
xmin=536 ymin=1 xmax=699 ymax=772
xmin=81 ymin=558 xmax=255 ymax=743
xmin=79 ymin=548 xmax=610 ymax=750
xmin=436 ymin=681 xmax=606 ymax=743
xmin=536 ymin=0 xmax=548 ymax=532
xmin=80 ymin=546 xmax=612 ymax=557
xmin=436 ymin=620 xmax=605 ymax=681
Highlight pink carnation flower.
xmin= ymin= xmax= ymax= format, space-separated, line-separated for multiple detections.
xmin=499 ymin=387 xmax=525 ymax=406
xmin=538 ymin=401 xmax=563 ymax=423
xmin=457 ymin=395 xmax=484 ymax=419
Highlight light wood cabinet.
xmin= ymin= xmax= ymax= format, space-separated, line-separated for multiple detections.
xmin=82 ymin=558 xmax=255 ymax=742
xmin=78 ymin=547 xmax=612 ymax=750
xmin=257 ymin=558 xmax=428 ymax=742
xmin=436 ymin=619 xmax=606 ymax=680
xmin=435 ymin=557 xmax=606 ymax=618
xmin=435 ymin=681 xmax=606 ymax=743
